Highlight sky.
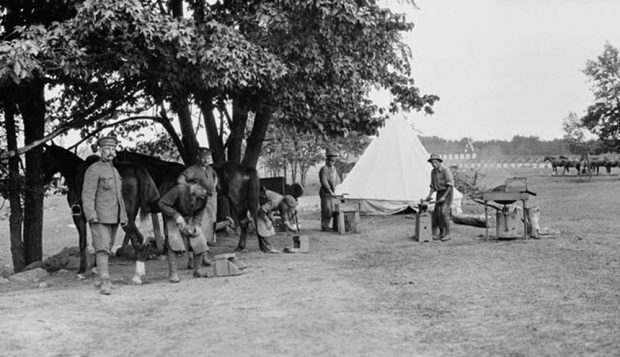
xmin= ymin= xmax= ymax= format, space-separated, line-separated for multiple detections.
xmin=377 ymin=0 xmax=620 ymax=141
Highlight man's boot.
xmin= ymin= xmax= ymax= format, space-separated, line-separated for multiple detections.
xmin=167 ymin=250 xmax=180 ymax=283
xmin=193 ymin=252 xmax=208 ymax=278
xmin=202 ymin=252 xmax=213 ymax=267
xmin=96 ymin=252 xmax=112 ymax=295
xmin=441 ymin=221 xmax=452 ymax=242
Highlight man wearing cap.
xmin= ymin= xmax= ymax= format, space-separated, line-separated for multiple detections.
xmin=82 ymin=136 xmax=127 ymax=295
xmin=260 ymin=188 xmax=298 ymax=232
xmin=158 ymin=182 xmax=210 ymax=282
xmin=319 ymin=149 xmax=341 ymax=232
xmin=177 ymin=147 xmax=218 ymax=248
xmin=425 ymin=153 xmax=454 ymax=241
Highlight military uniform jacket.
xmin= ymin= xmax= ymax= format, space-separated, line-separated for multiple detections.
xmin=177 ymin=164 xmax=216 ymax=196
xmin=82 ymin=160 xmax=128 ymax=224
xmin=319 ymin=165 xmax=340 ymax=196
xmin=158 ymin=184 xmax=207 ymax=223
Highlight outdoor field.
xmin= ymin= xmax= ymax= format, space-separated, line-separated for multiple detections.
xmin=1 ymin=166 xmax=619 ymax=357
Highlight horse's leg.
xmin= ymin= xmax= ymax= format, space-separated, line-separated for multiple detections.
xmin=123 ymin=192 xmax=151 ymax=285
xmin=75 ymin=214 xmax=90 ymax=279
xmin=234 ymin=215 xmax=250 ymax=252
xmin=123 ymin=221 xmax=150 ymax=285
xmin=151 ymin=213 xmax=164 ymax=252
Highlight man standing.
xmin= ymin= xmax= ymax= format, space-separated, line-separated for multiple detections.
xmin=425 ymin=154 xmax=454 ymax=242
xmin=82 ymin=136 xmax=127 ymax=295
xmin=318 ymin=149 xmax=341 ymax=232
xmin=177 ymin=147 xmax=218 ymax=245
xmin=158 ymin=182 xmax=210 ymax=283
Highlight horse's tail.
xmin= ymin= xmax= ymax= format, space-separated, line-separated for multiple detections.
xmin=136 ymin=165 xmax=160 ymax=221
xmin=247 ymin=166 xmax=261 ymax=224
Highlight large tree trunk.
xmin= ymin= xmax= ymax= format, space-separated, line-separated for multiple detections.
xmin=3 ymin=100 xmax=26 ymax=271
xmin=197 ymin=96 xmax=225 ymax=163
xmin=17 ymin=79 xmax=46 ymax=265
xmin=172 ymin=98 xmax=199 ymax=164
xmin=242 ymin=102 xmax=272 ymax=168
xmin=229 ymin=98 xmax=249 ymax=164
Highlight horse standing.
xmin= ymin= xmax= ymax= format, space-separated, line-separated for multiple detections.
xmin=41 ymin=144 xmax=160 ymax=284
xmin=115 ymin=151 xmax=273 ymax=253
xmin=561 ymin=157 xmax=581 ymax=176
xmin=543 ymin=155 xmax=568 ymax=175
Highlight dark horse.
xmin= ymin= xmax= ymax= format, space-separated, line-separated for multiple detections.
xmin=543 ymin=155 xmax=568 ymax=175
xmin=41 ymin=144 xmax=160 ymax=283
xmin=115 ymin=150 xmax=273 ymax=252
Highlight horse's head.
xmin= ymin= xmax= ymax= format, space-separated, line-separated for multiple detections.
xmin=40 ymin=143 xmax=61 ymax=182
xmin=40 ymin=143 xmax=85 ymax=184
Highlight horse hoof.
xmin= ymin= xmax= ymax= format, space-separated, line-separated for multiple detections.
xmin=131 ymin=274 xmax=143 ymax=285
xmin=76 ymin=274 xmax=87 ymax=281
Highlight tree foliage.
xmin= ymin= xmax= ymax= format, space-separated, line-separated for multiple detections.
xmin=1 ymin=0 xmax=436 ymax=269
xmin=581 ymin=42 xmax=620 ymax=152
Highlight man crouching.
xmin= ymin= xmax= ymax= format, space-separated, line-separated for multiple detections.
xmin=158 ymin=182 xmax=210 ymax=283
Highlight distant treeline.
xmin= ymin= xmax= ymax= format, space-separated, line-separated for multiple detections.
xmin=419 ymin=135 xmax=570 ymax=158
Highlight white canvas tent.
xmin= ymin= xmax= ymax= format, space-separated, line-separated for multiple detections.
xmin=335 ymin=114 xmax=462 ymax=215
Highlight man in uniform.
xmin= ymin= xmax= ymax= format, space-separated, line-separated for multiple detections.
xmin=158 ymin=182 xmax=210 ymax=283
xmin=177 ymin=147 xmax=218 ymax=245
xmin=425 ymin=153 xmax=454 ymax=242
xmin=82 ymin=136 xmax=127 ymax=295
xmin=259 ymin=187 xmax=298 ymax=232
xmin=318 ymin=149 xmax=341 ymax=231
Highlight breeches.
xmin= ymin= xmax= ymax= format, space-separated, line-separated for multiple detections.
xmin=90 ymin=223 xmax=119 ymax=254
xmin=202 ymin=196 xmax=217 ymax=243
xmin=432 ymin=189 xmax=453 ymax=232
xmin=320 ymin=193 xmax=334 ymax=228
xmin=164 ymin=216 xmax=208 ymax=255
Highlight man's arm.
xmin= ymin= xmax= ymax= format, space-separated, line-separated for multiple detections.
xmin=158 ymin=187 xmax=181 ymax=220
xmin=81 ymin=165 xmax=98 ymax=222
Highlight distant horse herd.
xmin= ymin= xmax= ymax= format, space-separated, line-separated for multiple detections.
xmin=543 ymin=155 xmax=620 ymax=176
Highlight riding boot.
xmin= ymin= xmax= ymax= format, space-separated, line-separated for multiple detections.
xmin=96 ymin=252 xmax=112 ymax=295
xmin=193 ymin=252 xmax=208 ymax=278
xmin=167 ymin=250 xmax=180 ymax=283
xmin=202 ymin=252 xmax=213 ymax=267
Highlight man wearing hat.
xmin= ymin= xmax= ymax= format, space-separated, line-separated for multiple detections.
xmin=425 ymin=153 xmax=454 ymax=241
xmin=177 ymin=147 xmax=218 ymax=248
xmin=319 ymin=149 xmax=341 ymax=231
xmin=158 ymin=182 xmax=210 ymax=282
xmin=82 ymin=135 xmax=127 ymax=295
xmin=259 ymin=188 xmax=299 ymax=232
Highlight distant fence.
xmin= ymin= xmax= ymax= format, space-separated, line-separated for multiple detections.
xmin=441 ymin=153 xmax=620 ymax=169
xmin=440 ymin=154 xmax=559 ymax=169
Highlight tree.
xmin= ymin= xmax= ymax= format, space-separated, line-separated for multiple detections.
xmin=0 ymin=0 xmax=79 ymax=271
xmin=562 ymin=112 xmax=599 ymax=155
xmin=1 ymin=0 xmax=436 ymax=269
xmin=260 ymin=124 xmax=325 ymax=186
xmin=581 ymin=42 xmax=620 ymax=152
